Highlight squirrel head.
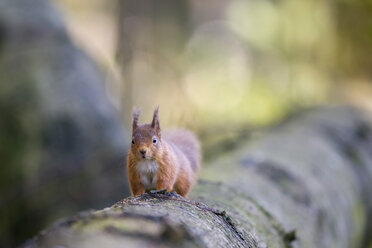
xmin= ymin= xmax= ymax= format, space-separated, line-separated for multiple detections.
xmin=130 ymin=107 xmax=161 ymax=160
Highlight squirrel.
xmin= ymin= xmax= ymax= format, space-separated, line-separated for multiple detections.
xmin=126 ymin=107 xmax=201 ymax=198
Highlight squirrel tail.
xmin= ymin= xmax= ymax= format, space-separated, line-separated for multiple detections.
xmin=164 ymin=129 xmax=201 ymax=172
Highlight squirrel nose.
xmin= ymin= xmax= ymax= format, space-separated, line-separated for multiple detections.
xmin=140 ymin=149 xmax=146 ymax=155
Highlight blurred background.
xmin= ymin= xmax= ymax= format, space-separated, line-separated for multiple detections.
xmin=0 ymin=0 xmax=372 ymax=246
xmin=57 ymin=0 xmax=372 ymax=154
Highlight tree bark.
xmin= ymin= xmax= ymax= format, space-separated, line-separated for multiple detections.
xmin=23 ymin=107 xmax=372 ymax=248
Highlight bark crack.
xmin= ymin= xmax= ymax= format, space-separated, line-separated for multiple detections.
xmin=116 ymin=192 xmax=252 ymax=247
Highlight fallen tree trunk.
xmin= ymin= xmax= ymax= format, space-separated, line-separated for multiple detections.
xmin=24 ymin=107 xmax=372 ymax=248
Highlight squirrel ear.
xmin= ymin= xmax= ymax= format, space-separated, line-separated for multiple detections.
xmin=132 ymin=107 xmax=141 ymax=130
xmin=151 ymin=106 xmax=161 ymax=135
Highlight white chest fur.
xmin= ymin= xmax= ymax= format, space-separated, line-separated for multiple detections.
xmin=136 ymin=160 xmax=158 ymax=190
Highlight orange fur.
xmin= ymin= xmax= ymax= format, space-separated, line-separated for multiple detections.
xmin=126 ymin=107 xmax=201 ymax=197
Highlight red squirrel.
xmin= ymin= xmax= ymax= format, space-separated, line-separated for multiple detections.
xmin=127 ymin=107 xmax=201 ymax=197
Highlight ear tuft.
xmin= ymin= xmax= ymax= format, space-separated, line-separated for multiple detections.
xmin=132 ymin=107 xmax=142 ymax=130
xmin=151 ymin=106 xmax=161 ymax=136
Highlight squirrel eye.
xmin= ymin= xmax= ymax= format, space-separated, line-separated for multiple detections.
xmin=131 ymin=139 xmax=134 ymax=145
xmin=152 ymin=137 xmax=157 ymax=144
